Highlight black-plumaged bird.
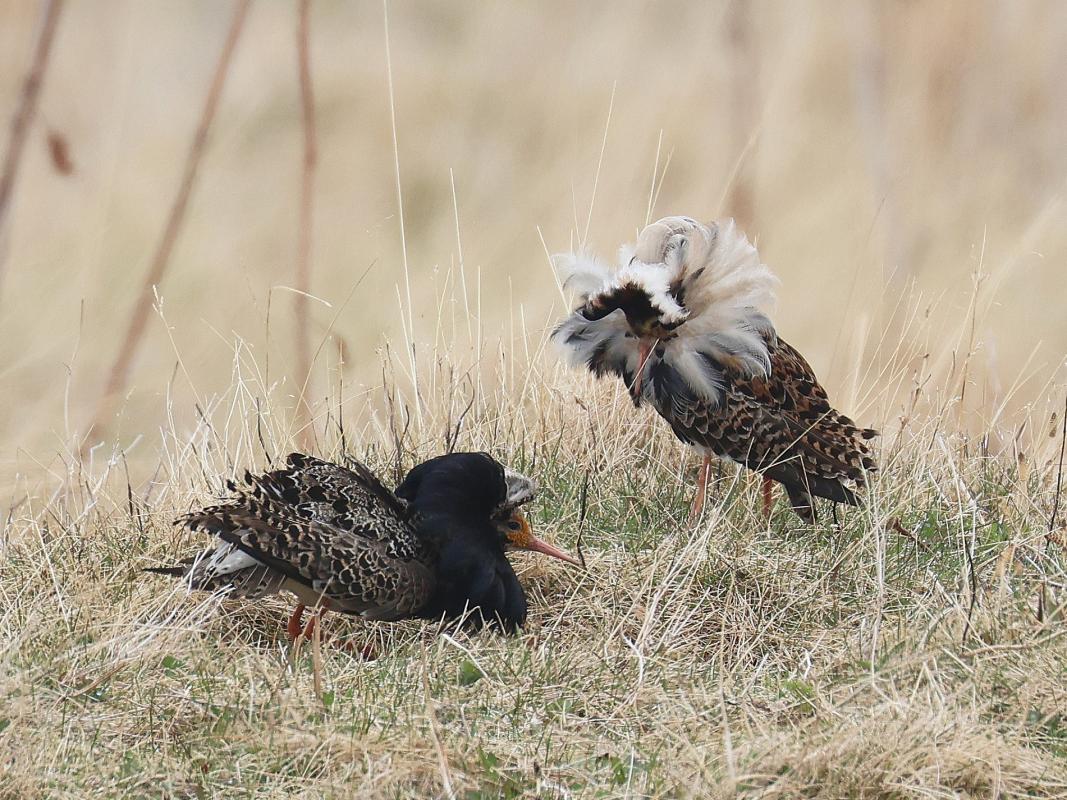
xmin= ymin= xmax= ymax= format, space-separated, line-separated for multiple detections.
xmin=552 ymin=216 xmax=877 ymax=522
xmin=148 ymin=452 xmax=578 ymax=638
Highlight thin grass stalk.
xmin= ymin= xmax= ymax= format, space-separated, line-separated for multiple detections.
xmin=849 ymin=1 xmax=907 ymax=288
xmin=724 ymin=0 xmax=757 ymax=230
xmin=0 ymin=0 xmax=65 ymax=298
xmin=88 ymin=0 xmax=251 ymax=441
xmin=294 ymin=0 xmax=318 ymax=450
xmin=382 ymin=0 xmax=421 ymax=430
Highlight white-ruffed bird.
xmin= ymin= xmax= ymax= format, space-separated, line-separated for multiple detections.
xmin=551 ymin=216 xmax=877 ymax=522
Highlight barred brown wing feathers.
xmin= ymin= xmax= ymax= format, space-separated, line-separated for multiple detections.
xmin=208 ymin=507 xmax=435 ymax=619
xmin=659 ymin=353 xmax=875 ymax=514
xmin=165 ymin=454 xmax=436 ymax=617
xmin=728 ymin=337 xmax=878 ymax=476
xmin=743 ymin=339 xmax=829 ymax=416
xmin=241 ymin=453 xmax=417 ymax=550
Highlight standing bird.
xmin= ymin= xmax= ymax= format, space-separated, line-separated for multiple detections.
xmin=551 ymin=216 xmax=877 ymax=522
xmin=147 ymin=452 xmax=579 ymax=639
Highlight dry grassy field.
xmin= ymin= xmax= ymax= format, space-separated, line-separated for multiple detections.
xmin=1 ymin=2 xmax=1066 ymax=797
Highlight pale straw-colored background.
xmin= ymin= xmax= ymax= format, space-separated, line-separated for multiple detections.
xmin=2 ymin=1 xmax=1065 ymax=487
xmin=4 ymin=6 xmax=1067 ymax=796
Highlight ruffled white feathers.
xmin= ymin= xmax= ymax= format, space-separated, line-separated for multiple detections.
xmin=552 ymin=216 xmax=780 ymax=409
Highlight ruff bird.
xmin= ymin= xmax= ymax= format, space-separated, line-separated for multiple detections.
xmin=551 ymin=216 xmax=877 ymax=522
xmin=148 ymin=452 xmax=578 ymax=639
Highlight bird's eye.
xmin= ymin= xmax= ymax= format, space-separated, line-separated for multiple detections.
xmin=507 ymin=519 xmax=521 ymax=531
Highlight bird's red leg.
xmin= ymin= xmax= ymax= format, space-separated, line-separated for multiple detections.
xmin=303 ymin=605 xmax=330 ymax=644
xmin=291 ymin=599 xmax=374 ymax=657
xmin=301 ymin=611 xmax=318 ymax=640
xmin=286 ymin=603 xmax=306 ymax=641
xmin=688 ymin=455 xmax=713 ymax=524
xmin=761 ymin=477 xmax=774 ymax=519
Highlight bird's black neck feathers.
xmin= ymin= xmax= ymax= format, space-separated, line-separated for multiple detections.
xmin=395 ymin=452 xmax=526 ymax=630
xmin=395 ymin=452 xmax=507 ymax=519
xmin=583 ymin=283 xmax=683 ymax=338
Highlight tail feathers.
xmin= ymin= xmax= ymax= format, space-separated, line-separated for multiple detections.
xmin=144 ymin=553 xmax=285 ymax=599
xmin=143 ymin=564 xmax=188 ymax=577
xmin=787 ymin=414 xmax=878 ymax=487
xmin=764 ymin=462 xmax=860 ymax=523
xmin=783 ymin=484 xmax=817 ymax=523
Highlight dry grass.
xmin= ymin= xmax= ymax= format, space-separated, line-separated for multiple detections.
xmin=1 ymin=2 xmax=1066 ymax=474
xmin=2 ymin=331 xmax=1066 ymax=797
xmin=2 ymin=2 xmax=1067 ymax=797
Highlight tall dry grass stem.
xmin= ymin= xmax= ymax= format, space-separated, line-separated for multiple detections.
xmin=382 ymin=0 xmax=420 ymax=429
xmin=0 ymin=0 xmax=65 ymax=298
xmin=724 ymin=0 xmax=757 ymax=230
xmin=849 ymin=1 xmax=906 ymax=286
xmin=294 ymin=0 xmax=318 ymax=450
xmin=88 ymin=0 xmax=251 ymax=442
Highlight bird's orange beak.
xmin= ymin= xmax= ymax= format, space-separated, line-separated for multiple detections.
xmin=505 ymin=512 xmax=582 ymax=567
xmin=634 ymin=339 xmax=653 ymax=398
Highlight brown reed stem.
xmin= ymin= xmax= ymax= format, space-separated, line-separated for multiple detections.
xmin=725 ymin=0 xmax=757 ymax=230
xmin=88 ymin=0 xmax=250 ymax=438
xmin=294 ymin=0 xmax=318 ymax=449
xmin=0 ymin=0 xmax=65 ymax=298
xmin=1048 ymin=393 xmax=1067 ymax=541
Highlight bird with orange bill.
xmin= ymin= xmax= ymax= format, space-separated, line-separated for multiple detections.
xmin=148 ymin=451 xmax=579 ymax=643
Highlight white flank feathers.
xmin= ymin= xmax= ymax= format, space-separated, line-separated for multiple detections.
xmin=191 ymin=539 xmax=261 ymax=582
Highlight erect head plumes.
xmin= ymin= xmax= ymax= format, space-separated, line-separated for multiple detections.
xmin=552 ymin=216 xmax=781 ymax=408
xmin=553 ymin=216 xmax=777 ymax=326
xmin=501 ymin=466 xmax=536 ymax=512
xmin=630 ymin=216 xmax=778 ymax=318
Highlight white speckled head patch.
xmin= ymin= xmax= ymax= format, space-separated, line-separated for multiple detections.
xmin=501 ymin=467 xmax=536 ymax=510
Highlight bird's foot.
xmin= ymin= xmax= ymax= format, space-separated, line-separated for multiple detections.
xmin=289 ymin=605 xmax=373 ymax=658
xmin=301 ymin=611 xmax=321 ymax=641
xmin=287 ymin=604 xmax=329 ymax=646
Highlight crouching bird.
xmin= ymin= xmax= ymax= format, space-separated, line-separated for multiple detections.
xmin=147 ymin=452 xmax=579 ymax=641
xmin=551 ymin=216 xmax=877 ymax=522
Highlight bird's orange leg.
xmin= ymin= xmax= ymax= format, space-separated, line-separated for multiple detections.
xmin=288 ymin=600 xmax=373 ymax=657
xmin=688 ymin=455 xmax=713 ymax=524
xmin=299 ymin=603 xmax=373 ymax=655
xmin=761 ymin=477 xmax=775 ymax=520
xmin=286 ymin=603 xmax=306 ymax=641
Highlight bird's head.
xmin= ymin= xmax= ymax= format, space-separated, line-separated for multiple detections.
xmin=570 ymin=218 xmax=708 ymax=346
xmin=396 ymin=453 xmax=580 ymax=567
xmin=492 ymin=508 xmax=581 ymax=566
xmin=582 ymin=282 xmax=685 ymax=339
xmin=552 ymin=216 xmax=779 ymax=407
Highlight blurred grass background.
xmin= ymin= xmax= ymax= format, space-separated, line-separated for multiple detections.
xmin=1 ymin=0 xmax=1065 ymax=488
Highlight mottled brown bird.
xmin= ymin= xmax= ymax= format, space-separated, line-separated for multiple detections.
xmin=148 ymin=452 xmax=579 ymax=640
xmin=552 ymin=216 xmax=877 ymax=522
